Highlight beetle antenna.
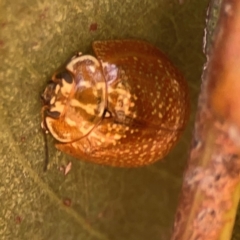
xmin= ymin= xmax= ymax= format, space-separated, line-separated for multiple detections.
xmin=43 ymin=131 xmax=49 ymax=171
xmin=41 ymin=106 xmax=50 ymax=171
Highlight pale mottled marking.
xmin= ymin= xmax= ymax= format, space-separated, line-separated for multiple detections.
xmin=130 ymin=102 xmax=135 ymax=107
xmin=55 ymin=84 xmax=60 ymax=94
xmin=115 ymin=126 xmax=121 ymax=132
xmin=119 ymin=67 xmax=125 ymax=75
xmin=77 ymin=120 xmax=94 ymax=136
xmin=50 ymin=96 xmax=56 ymax=105
xmin=51 ymin=101 xmax=65 ymax=113
xmin=66 ymin=55 xmax=100 ymax=72
xmin=106 ymin=132 xmax=111 ymax=137
xmin=77 ymin=80 xmax=92 ymax=88
xmin=61 ymin=79 xmax=73 ymax=97
xmin=151 ymin=146 xmax=156 ymax=151
xmin=108 ymin=87 xmax=131 ymax=99
xmin=114 ymin=134 xmax=121 ymax=140
xmin=62 ymin=132 xmax=71 ymax=138
xmin=133 ymin=94 xmax=138 ymax=100
xmin=105 ymin=111 xmax=111 ymax=117
xmin=65 ymin=117 xmax=77 ymax=127
xmin=88 ymin=65 xmax=96 ymax=73
xmin=72 ymin=142 xmax=78 ymax=149
xmin=123 ymin=98 xmax=129 ymax=105
xmin=125 ymin=109 xmax=133 ymax=115
xmin=96 ymin=82 xmax=106 ymax=91
xmin=70 ymin=99 xmax=96 ymax=115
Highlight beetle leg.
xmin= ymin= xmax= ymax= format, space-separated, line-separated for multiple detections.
xmin=41 ymin=105 xmax=61 ymax=131
xmin=41 ymin=105 xmax=50 ymax=132
xmin=45 ymin=110 xmax=61 ymax=119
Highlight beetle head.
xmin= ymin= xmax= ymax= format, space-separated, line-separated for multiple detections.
xmin=42 ymin=70 xmax=74 ymax=120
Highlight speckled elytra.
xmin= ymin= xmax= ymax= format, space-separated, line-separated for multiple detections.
xmin=41 ymin=39 xmax=189 ymax=167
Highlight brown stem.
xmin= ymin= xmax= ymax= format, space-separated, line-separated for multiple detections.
xmin=171 ymin=1 xmax=240 ymax=239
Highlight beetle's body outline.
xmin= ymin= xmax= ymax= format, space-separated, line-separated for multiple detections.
xmin=42 ymin=39 xmax=189 ymax=167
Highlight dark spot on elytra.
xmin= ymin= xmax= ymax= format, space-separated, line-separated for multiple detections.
xmin=210 ymin=209 xmax=216 ymax=216
xmin=215 ymin=174 xmax=221 ymax=181
xmin=232 ymin=154 xmax=239 ymax=159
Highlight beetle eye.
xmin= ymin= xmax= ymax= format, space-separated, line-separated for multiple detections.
xmin=55 ymin=71 xmax=73 ymax=84
xmin=45 ymin=110 xmax=61 ymax=119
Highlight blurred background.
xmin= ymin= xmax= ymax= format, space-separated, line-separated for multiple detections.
xmin=0 ymin=0 xmax=213 ymax=239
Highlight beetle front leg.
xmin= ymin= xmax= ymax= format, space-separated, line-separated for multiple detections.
xmin=41 ymin=105 xmax=50 ymax=132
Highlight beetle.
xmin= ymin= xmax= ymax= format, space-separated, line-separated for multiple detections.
xmin=41 ymin=39 xmax=189 ymax=167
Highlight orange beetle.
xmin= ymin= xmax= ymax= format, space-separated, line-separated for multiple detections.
xmin=41 ymin=39 xmax=189 ymax=167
